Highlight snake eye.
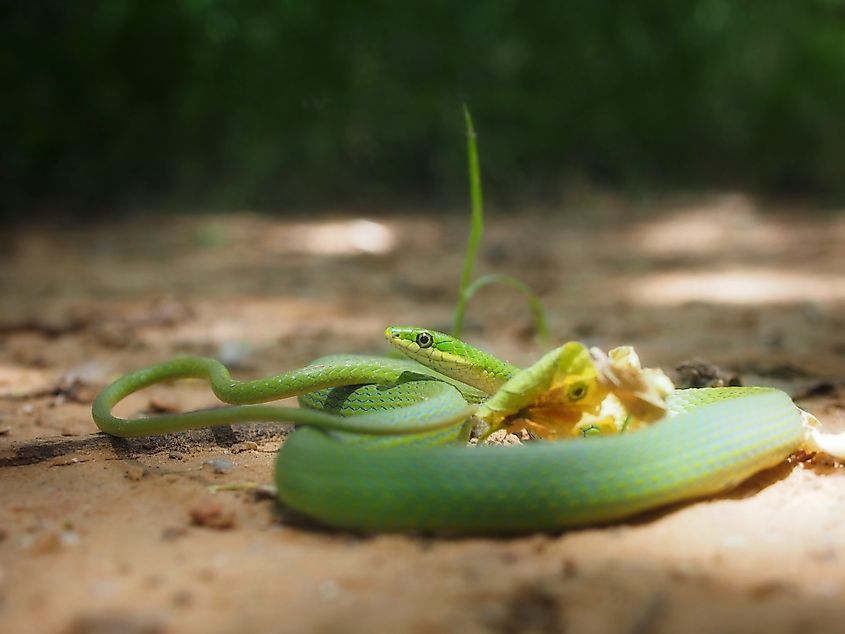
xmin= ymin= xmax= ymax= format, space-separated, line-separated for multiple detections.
xmin=415 ymin=332 xmax=433 ymax=348
xmin=568 ymin=382 xmax=588 ymax=401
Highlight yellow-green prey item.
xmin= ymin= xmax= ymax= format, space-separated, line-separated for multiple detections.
xmin=92 ymin=327 xmax=839 ymax=534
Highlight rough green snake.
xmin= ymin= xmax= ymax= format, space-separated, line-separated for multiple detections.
xmin=92 ymin=327 xmax=842 ymax=534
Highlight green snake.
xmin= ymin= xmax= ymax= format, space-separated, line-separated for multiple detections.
xmin=92 ymin=327 xmax=839 ymax=534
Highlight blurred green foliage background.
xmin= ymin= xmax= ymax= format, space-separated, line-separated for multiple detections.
xmin=4 ymin=1 xmax=845 ymax=215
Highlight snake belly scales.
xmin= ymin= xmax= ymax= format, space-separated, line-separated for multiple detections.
xmin=92 ymin=327 xmax=805 ymax=534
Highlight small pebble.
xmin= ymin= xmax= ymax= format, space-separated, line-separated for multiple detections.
xmin=26 ymin=531 xmax=62 ymax=554
xmin=189 ymin=501 xmax=236 ymax=530
xmin=60 ymin=529 xmax=80 ymax=547
xmin=161 ymin=526 xmax=188 ymax=541
xmin=125 ymin=465 xmax=148 ymax=481
xmin=230 ymin=441 xmax=259 ymax=454
xmin=748 ymin=579 xmax=793 ymax=599
xmin=484 ymin=429 xmax=524 ymax=445
xmin=171 ymin=589 xmax=193 ymax=607
xmin=561 ymin=559 xmax=578 ymax=578
xmin=50 ymin=457 xmax=89 ymax=467
xmin=22 ymin=527 xmax=79 ymax=553
xmin=217 ymin=340 xmax=253 ymax=369
xmin=204 ymin=458 xmax=233 ymax=474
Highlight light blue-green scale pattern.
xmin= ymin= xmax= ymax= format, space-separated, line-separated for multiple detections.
xmin=275 ymin=389 xmax=804 ymax=533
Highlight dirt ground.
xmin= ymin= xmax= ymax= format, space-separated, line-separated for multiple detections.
xmin=2 ymin=193 xmax=845 ymax=634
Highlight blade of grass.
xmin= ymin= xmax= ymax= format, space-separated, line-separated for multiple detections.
xmin=460 ymin=274 xmax=551 ymax=348
xmin=452 ymin=105 xmax=484 ymax=339
xmin=452 ymin=105 xmax=552 ymax=347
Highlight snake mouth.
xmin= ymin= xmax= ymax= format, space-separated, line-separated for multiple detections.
xmin=384 ymin=327 xmax=412 ymax=352
xmin=384 ymin=327 xmax=402 ymax=344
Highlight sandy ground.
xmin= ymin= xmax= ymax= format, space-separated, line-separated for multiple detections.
xmin=2 ymin=194 xmax=845 ymax=633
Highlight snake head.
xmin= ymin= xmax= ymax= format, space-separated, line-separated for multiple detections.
xmin=385 ymin=326 xmax=514 ymax=394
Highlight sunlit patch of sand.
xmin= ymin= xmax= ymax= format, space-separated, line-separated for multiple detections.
xmin=266 ymin=218 xmax=397 ymax=255
xmin=629 ymin=194 xmax=842 ymax=258
xmin=628 ymin=269 xmax=845 ymax=305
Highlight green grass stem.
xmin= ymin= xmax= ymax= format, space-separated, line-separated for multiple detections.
xmin=452 ymin=105 xmax=484 ymax=338
xmin=460 ymin=274 xmax=551 ymax=348
xmin=451 ymin=106 xmax=551 ymax=347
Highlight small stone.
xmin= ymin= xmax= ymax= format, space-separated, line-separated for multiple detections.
xmin=168 ymin=451 xmax=185 ymax=460
xmin=0 ymin=427 xmax=10 ymax=436
xmin=125 ymin=465 xmax=148 ymax=481
xmin=188 ymin=501 xmax=236 ymax=530
xmin=203 ymin=458 xmax=233 ymax=474
xmin=748 ymin=580 xmax=793 ymax=599
xmin=230 ymin=441 xmax=259 ymax=454
xmin=26 ymin=530 xmax=62 ymax=554
xmin=561 ymin=559 xmax=578 ymax=578
xmin=60 ymin=530 xmax=80 ymax=547
xmin=672 ymin=359 xmax=741 ymax=388
xmin=253 ymin=484 xmax=278 ymax=500
xmin=161 ymin=526 xmax=188 ymax=541
xmin=483 ymin=429 xmax=525 ymax=445
xmin=171 ymin=589 xmax=193 ymax=607
xmin=485 ymin=429 xmax=509 ymax=443
xmin=50 ymin=456 xmax=89 ymax=467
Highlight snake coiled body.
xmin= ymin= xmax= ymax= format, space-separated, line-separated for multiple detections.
xmin=277 ymin=388 xmax=802 ymax=532
xmin=93 ymin=328 xmax=813 ymax=534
